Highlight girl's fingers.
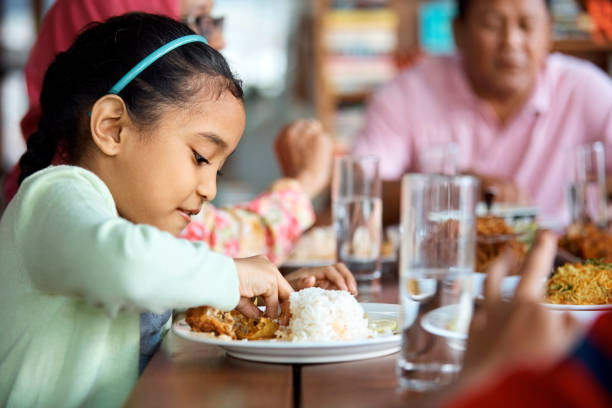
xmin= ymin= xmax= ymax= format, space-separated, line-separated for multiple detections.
xmin=277 ymin=273 xmax=295 ymax=300
xmin=334 ymin=263 xmax=358 ymax=295
xmin=279 ymin=299 xmax=291 ymax=326
xmin=318 ymin=280 xmax=331 ymax=289
xmin=324 ymin=266 xmax=349 ymax=292
xmin=514 ymin=231 xmax=557 ymax=303
xmin=236 ymin=297 xmax=263 ymax=319
xmin=263 ymin=290 xmax=279 ymax=320
xmin=292 ymin=276 xmax=316 ymax=290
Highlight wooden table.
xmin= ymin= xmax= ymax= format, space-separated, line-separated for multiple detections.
xmin=125 ymin=333 xmax=295 ymax=408
xmin=125 ymin=270 xmax=426 ymax=408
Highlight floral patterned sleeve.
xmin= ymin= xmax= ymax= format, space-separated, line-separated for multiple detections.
xmin=180 ymin=178 xmax=315 ymax=265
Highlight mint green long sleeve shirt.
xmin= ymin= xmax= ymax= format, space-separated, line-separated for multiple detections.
xmin=0 ymin=166 xmax=240 ymax=407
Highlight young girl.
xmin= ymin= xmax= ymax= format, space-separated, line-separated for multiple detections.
xmin=3 ymin=0 xmax=332 ymax=266
xmin=0 ymin=13 xmax=354 ymax=407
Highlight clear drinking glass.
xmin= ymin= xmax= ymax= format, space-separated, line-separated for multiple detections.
xmin=332 ymin=155 xmax=382 ymax=285
xmin=570 ymin=141 xmax=608 ymax=228
xmin=397 ymin=174 xmax=478 ymax=391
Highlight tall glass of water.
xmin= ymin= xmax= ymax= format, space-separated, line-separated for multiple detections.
xmin=332 ymin=155 xmax=382 ymax=285
xmin=397 ymin=174 xmax=478 ymax=391
xmin=571 ymin=141 xmax=608 ymax=228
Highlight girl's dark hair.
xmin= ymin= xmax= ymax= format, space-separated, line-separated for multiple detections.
xmin=19 ymin=12 xmax=243 ymax=184
xmin=456 ymin=0 xmax=552 ymax=20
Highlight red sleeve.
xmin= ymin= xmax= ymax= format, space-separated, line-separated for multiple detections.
xmin=446 ymin=312 xmax=612 ymax=408
xmin=446 ymin=362 xmax=610 ymax=408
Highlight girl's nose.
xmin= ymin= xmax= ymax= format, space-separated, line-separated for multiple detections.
xmin=196 ymin=171 xmax=217 ymax=201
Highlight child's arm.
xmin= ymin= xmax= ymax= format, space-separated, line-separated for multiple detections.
xmin=181 ymin=178 xmax=315 ymax=265
xmin=15 ymin=167 xmax=240 ymax=316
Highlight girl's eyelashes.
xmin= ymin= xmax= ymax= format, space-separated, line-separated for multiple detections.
xmin=193 ymin=149 xmax=223 ymax=176
xmin=193 ymin=150 xmax=210 ymax=165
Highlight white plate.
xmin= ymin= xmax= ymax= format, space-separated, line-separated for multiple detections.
xmin=472 ymin=272 xmax=520 ymax=299
xmin=542 ymin=303 xmax=612 ymax=326
xmin=420 ymin=304 xmax=470 ymax=351
xmin=172 ymin=303 xmax=401 ymax=364
xmin=420 ymin=304 xmax=468 ymax=340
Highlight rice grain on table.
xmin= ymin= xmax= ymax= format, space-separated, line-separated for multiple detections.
xmin=279 ymin=287 xmax=371 ymax=342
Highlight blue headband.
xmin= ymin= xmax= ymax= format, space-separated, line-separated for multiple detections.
xmin=108 ymin=34 xmax=208 ymax=94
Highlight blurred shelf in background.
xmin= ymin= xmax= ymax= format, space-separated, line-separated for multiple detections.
xmin=313 ymin=0 xmax=401 ymax=151
xmin=553 ymin=38 xmax=612 ymax=72
xmin=554 ymin=38 xmax=612 ymax=53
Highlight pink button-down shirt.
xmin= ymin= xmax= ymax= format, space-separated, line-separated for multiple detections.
xmin=353 ymin=53 xmax=612 ymax=221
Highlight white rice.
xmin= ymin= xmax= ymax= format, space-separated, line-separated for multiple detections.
xmin=279 ymin=287 xmax=371 ymax=342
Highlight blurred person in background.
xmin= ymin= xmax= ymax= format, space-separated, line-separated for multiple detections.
xmin=354 ymin=0 xmax=612 ymax=225
xmin=3 ymin=0 xmax=334 ymax=267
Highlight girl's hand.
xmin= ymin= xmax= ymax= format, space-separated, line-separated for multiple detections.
xmin=234 ymin=255 xmax=294 ymax=325
xmin=274 ymin=119 xmax=333 ymax=199
xmin=284 ymin=263 xmax=358 ymax=296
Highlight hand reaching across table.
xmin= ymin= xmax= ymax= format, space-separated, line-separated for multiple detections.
xmin=442 ymin=230 xmax=612 ymax=408
xmin=461 ymin=231 xmax=582 ymax=384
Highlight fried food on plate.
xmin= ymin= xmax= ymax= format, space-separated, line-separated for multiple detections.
xmin=185 ymin=306 xmax=278 ymax=340
xmin=476 ymin=216 xmax=527 ymax=274
xmin=559 ymin=222 xmax=612 ymax=262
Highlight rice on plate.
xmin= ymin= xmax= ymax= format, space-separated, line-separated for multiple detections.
xmin=277 ymin=287 xmax=372 ymax=342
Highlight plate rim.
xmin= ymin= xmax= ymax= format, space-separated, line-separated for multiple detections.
xmin=225 ymin=346 xmax=401 ymax=364
xmin=541 ymin=302 xmax=612 ymax=311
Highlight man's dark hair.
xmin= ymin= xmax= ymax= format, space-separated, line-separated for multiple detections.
xmin=456 ymin=0 xmax=552 ymax=20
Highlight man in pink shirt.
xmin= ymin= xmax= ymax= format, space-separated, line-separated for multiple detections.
xmin=354 ymin=0 xmax=612 ymax=224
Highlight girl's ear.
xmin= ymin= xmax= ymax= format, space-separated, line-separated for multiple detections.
xmin=89 ymin=95 xmax=132 ymax=156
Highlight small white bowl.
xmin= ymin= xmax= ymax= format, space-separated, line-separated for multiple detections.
xmin=472 ymin=272 xmax=520 ymax=299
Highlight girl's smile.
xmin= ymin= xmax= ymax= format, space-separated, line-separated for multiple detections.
xmin=177 ymin=208 xmax=200 ymax=223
